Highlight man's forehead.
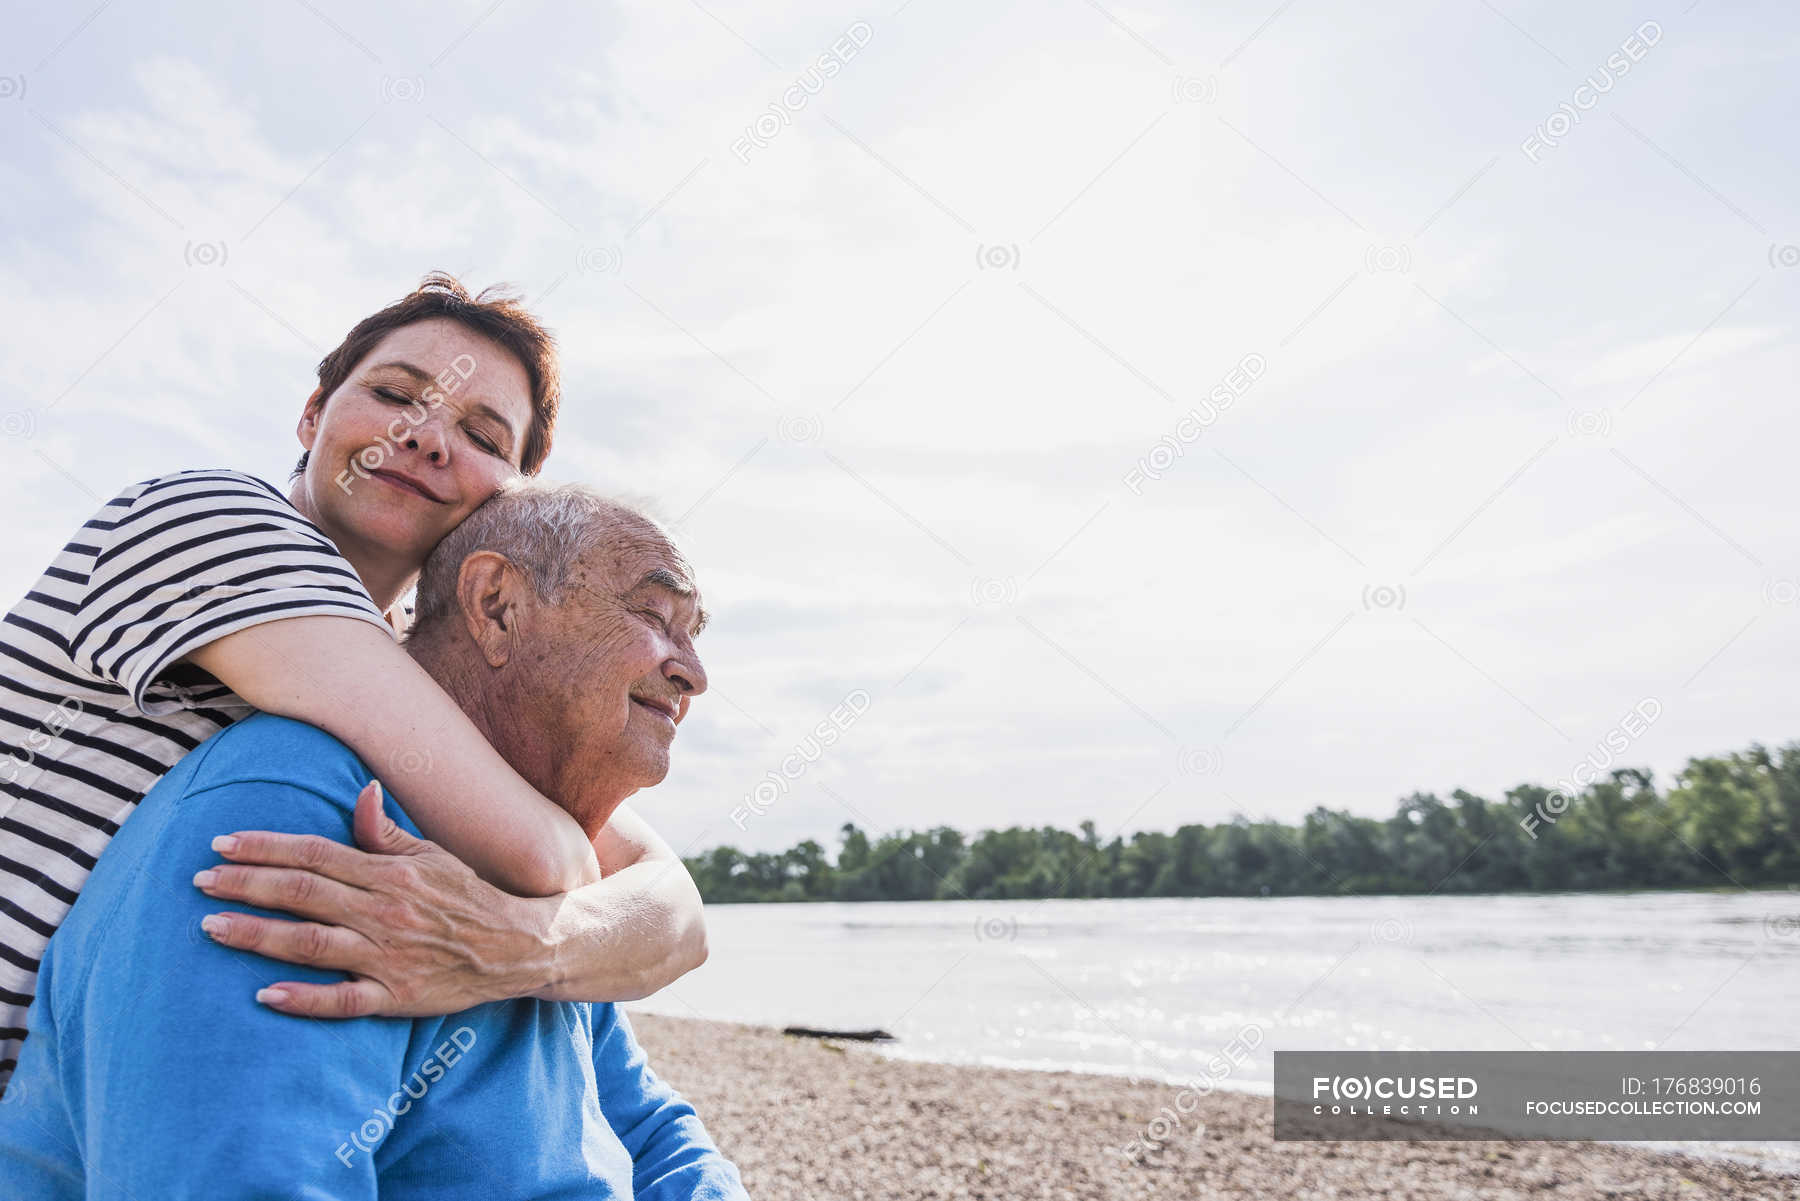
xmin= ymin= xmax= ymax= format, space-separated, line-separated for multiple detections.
xmin=575 ymin=538 xmax=707 ymax=634
xmin=579 ymin=533 xmax=696 ymax=595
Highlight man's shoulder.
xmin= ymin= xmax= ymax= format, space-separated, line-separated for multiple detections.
xmin=181 ymin=712 xmax=371 ymax=808
xmin=40 ymin=717 xmax=375 ymax=1021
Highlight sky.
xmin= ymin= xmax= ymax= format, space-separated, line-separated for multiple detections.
xmin=0 ymin=0 xmax=1795 ymax=862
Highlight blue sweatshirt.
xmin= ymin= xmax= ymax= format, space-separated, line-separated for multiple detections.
xmin=0 ymin=713 xmax=748 ymax=1200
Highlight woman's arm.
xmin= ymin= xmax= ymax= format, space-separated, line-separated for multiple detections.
xmin=193 ymin=784 xmax=711 ymax=1013
xmin=187 ymin=614 xmax=601 ymax=895
xmin=537 ymin=802 xmax=709 ymax=1002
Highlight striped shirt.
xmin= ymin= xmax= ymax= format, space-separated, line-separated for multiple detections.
xmin=0 ymin=469 xmax=396 ymax=1090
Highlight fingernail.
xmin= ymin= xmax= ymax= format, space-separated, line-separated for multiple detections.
xmin=200 ymin=914 xmax=230 ymax=938
xmin=193 ymin=869 xmax=219 ymax=888
xmin=256 ymin=988 xmax=289 ymax=1006
xmin=211 ymin=835 xmax=239 ymax=854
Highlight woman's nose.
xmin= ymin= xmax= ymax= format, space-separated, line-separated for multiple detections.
xmin=404 ymin=421 xmax=447 ymax=463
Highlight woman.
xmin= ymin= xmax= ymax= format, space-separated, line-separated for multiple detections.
xmin=0 ymin=273 xmax=706 ymax=1090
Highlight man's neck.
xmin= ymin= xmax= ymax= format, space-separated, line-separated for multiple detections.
xmin=287 ymin=478 xmax=416 ymax=614
xmin=403 ymin=636 xmax=626 ymax=842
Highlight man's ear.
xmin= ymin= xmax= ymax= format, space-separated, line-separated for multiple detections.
xmin=455 ymin=550 xmax=528 ymax=667
xmin=296 ymin=385 xmax=327 ymax=452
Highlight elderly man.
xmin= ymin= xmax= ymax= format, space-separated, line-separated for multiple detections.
xmin=0 ymin=483 xmax=746 ymax=1200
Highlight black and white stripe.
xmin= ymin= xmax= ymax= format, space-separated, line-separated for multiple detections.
xmin=0 ymin=469 xmax=393 ymax=1088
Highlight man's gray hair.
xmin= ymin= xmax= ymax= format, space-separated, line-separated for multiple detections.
xmin=412 ymin=479 xmax=675 ymax=626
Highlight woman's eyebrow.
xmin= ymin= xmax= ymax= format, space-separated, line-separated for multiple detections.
xmin=368 ymin=360 xmax=433 ymax=384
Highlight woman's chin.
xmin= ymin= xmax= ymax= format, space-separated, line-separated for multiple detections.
xmin=323 ymin=497 xmax=439 ymax=561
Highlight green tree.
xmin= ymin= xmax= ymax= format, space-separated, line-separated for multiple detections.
xmin=680 ymin=739 xmax=1800 ymax=903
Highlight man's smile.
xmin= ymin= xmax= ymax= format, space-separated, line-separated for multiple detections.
xmin=631 ymin=695 xmax=679 ymax=726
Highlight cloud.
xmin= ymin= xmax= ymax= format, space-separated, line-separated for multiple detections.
xmin=2 ymin=1 xmax=1796 ymax=860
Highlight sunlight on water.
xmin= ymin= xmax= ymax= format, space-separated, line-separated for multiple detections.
xmin=629 ymin=889 xmax=1800 ymax=1166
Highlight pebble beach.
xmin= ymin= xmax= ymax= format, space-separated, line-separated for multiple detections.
xmin=629 ymin=1013 xmax=1799 ymax=1200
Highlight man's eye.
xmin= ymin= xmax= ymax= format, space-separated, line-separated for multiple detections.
xmin=374 ymin=388 xmax=410 ymax=404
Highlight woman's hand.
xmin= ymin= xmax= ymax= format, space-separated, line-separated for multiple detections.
xmin=192 ymin=781 xmax=556 ymax=1018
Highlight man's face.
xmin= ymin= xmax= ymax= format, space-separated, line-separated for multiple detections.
xmin=298 ymin=318 xmax=533 ymax=568
xmin=534 ymin=526 xmax=709 ymax=807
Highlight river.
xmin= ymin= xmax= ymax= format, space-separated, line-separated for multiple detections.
xmin=628 ymin=888 xmax=1800 ymax=1170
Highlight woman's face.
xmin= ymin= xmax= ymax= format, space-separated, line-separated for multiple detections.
xmin=296 ymin=317 xmax=534 ymax=571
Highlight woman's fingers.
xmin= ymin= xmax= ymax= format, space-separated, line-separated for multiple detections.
xmin=199 ymin=910 xmax=372 ymax=971
xmin=194 ymin=862 xmax=370 ymax=924
xmin=208 ymin=826 xmax=391 ymax=889
xmin=253 ymin=978 xmax=397 ymax=1020
xmin=196 ymin=782 xmax=526 ymax=1017
xmin=209 ymin=780 xmax=432 ymax=897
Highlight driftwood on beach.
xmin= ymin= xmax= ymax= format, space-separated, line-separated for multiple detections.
xmin=781 ymin=1026 xmax=894 ymax=1043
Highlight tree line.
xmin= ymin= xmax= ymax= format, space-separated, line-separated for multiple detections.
xmin=684 ymin=740 xmax=1800 ymax=903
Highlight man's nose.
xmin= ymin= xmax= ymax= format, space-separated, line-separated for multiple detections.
xmin=665 ymin=650 xmax=707 ymax=698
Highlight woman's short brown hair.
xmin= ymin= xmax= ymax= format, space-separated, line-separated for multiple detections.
xmin=295 ymin=272 xmax=560 ymax=476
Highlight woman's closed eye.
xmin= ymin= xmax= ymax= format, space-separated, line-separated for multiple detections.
xmin=376 ymin=385 xmax=503 ymax=457
xmin=464 ymin=425 xmax=502 ymax=456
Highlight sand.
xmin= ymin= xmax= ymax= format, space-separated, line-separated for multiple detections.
xmin=628 ymin=1012 xmax=1799 ymax=1200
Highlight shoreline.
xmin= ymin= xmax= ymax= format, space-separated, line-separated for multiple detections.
xmin=629 ymin=1012 xmax=1799 ymax=1200
xmin=698 ymin=882 xmax=1800 ymax=905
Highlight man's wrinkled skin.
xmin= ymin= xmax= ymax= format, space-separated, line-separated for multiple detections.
xmin=192 ymin=508 xmax=710 ymax=1016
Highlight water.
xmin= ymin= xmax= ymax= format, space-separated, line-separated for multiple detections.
xmin=628 ymin=889 xmax=1800 ymax=1171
